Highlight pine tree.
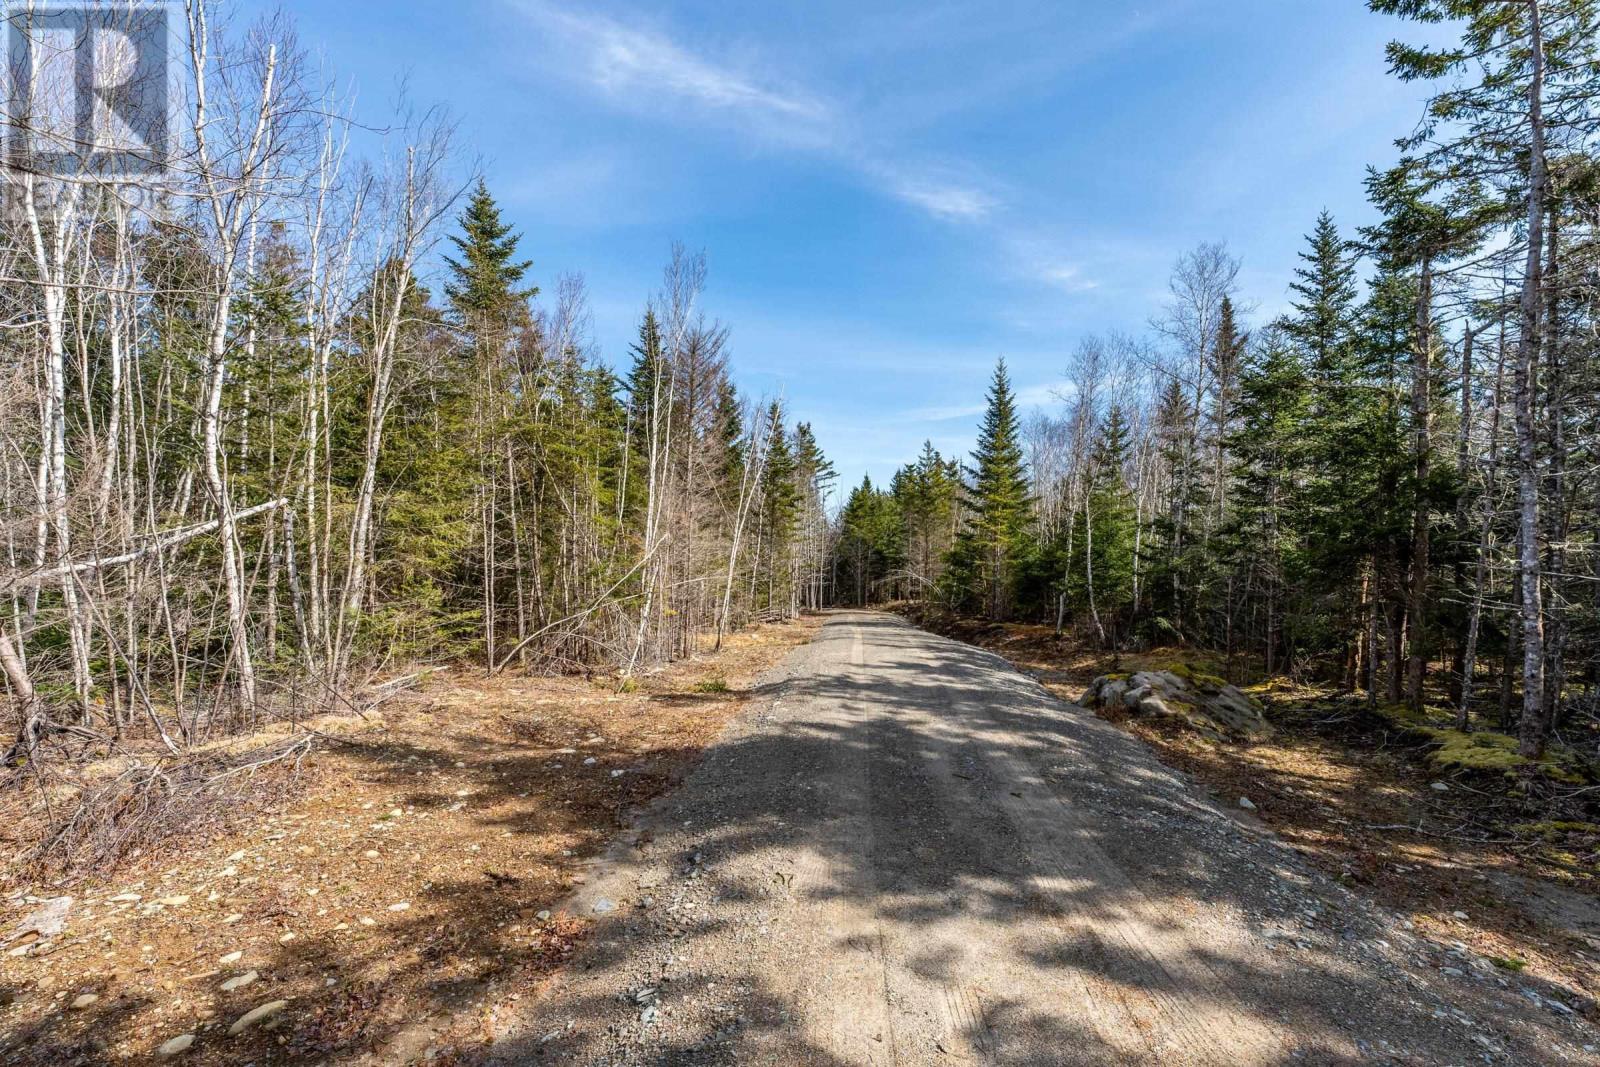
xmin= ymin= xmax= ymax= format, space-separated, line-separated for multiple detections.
xmin=1284 ymin=213 xmax=1383 ymax=680
xmin=1228 ymin=325 xmax=1310 ymax=674
xmin=1363 ymin=159 xmax=1488 ymax=709
xmin=894 ymin=440 xmax=958 ymax=596
xmin=1075 ymin=405 xmax=1138 ymax=648
xmin=712 ymin=377 xmax=744 ymax=506
xmin=626 ymin=310 xmax=666 ymax=431
xmin=838 ymin=476 xmax=903 ymax=606
xmin=760 ymin=402 xmax=801 ymax=610
xmin=955 ymin=359 xmax=1032 ymax=619
xmin=1146 ymin=375 xmax=1203 ymax=634
xmin=1284 ymin=211 xmax=1359 ymax=391
xmin=792 ymin=422 xmax=837 ymax=609
xmin=443 ymin=179 xmax=536 ymax=322
xmin=793 ymin=422 xmax=835 ymax=498
xmin=1371 ymin=0 xmax=1600 ymax=756
xmin=1205 ymin=295 xmax=1248 ymax=538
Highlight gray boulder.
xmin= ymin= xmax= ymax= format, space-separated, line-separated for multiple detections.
xmin=1080 ymin=665 xmax=1269 ymax=739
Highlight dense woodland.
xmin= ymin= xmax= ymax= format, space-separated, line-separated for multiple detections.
xmin=838 ymin=0 xmax=1600 ymax=764
xmin=5 ymin=0 xmax=1600 ymax=785
xmin=0 ymin=4 xmax=834 ymax=767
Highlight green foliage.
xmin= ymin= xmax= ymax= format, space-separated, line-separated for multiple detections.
xmin=836 ymin=476 xmax=905 ymax=606
xmin=444 ymin=178 xmax=536 ymax=321
xmin=893 ymin=440 xmax=958 ymax=595
xmin=1058 ymin=406 xmax=1138 ymax=645
xmin=949 ymin=359 xmax=1033 ymax=618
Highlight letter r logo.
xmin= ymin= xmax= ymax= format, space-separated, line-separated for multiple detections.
xmin=5 ymin=2 xmax=169 ymax=178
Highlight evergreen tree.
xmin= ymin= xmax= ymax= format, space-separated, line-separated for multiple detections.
xmin=894 ymin=440 xmax=958 ymax=596
xmin=1227 ymin=325 xmax=1311 ymax=673
xmin=1146 ymin=375 xmax=1204 ymax=635
xmin=626 ymin=309 xmax=666 ymax=427
xmin=838 ymin=476 xmax=904 ymax=606
xmin=1372 ymin=0 xmax=1600 ymax=754
xmin=792 ymin=422 xmax=838 ymax=609
xmin=1284 ymin=214 xmax=1386 ymax=675
xmin=1073 ymin=406 xmax=1139 ymax=648
xmin=443 ymin=178 xmax=536 ymax=322
xmin=953 ymin=359 xmax=1032 ymax=618
xmin=760 ymin=402 xmax=801 ymax=609
xmin=1284 ymin=211 xmax=1359 ymax=391
xmin=712 ymin=377 xmax=745 ymax=506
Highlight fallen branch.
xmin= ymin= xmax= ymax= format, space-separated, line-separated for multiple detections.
xmin=18 ymin=734 xmax=311 ymax=879
xmin=1 ymin=497 xmax=287 ymax=594
xmin=491 ymin=549 xmax=655 ymax=675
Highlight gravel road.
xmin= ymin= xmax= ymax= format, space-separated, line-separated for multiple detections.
xmin=487 ymin=611 xmax=1597 ymax=1065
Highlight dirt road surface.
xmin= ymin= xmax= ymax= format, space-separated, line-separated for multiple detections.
xmin=485 ymin=612 xmax=1597 ymax=1065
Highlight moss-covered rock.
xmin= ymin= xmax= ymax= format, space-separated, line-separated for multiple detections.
xmin=1390 ymin=722 xmax=1594 ymax=785
xmin=1164 ymin=662 xmax=1230 ymax=694
xmin=1080 ymin=669 xmax=1269 ymax=739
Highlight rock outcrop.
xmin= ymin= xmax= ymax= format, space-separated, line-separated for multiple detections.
xmin=1080 ymin=665 xmax=1269 ymax=739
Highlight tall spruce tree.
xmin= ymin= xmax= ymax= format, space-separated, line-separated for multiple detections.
xmin=955 ymin=359 xmax=1032 ymax=619
xmin=1075 ymin=406 xmax=1139 ymax=649
xmin=1284 ymin=213 xmax=1380 ymax=678
xmin=1285 ymin=211 xmax=1359 ymax=389
xmin=443 ymin=179 xmax=536 ymax=322
xmin=760 ymin=402 xmax=801 ymax=610
xmin=626 ymin=309 xmax=666 ymax=429
xmin=1228 ymin=325 xmax=1310 ymax=674
xmin=1371 ymin=0 xmax=1600 ymax=753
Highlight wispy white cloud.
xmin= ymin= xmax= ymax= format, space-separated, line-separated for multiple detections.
xmin=1034 ymin=261 xmax=1099 ymax=293
xmin=528 ymin=2 xmax=830 ymax=128
xmin=877 ymin=170 xmax=998 ymax=222
xmin=509 ymin=0 xmax=997 ymax=222
xmin=1002 ymin=234 xmax=1106 ymax=295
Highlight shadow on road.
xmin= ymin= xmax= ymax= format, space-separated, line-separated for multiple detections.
xmin=475 ymin=613 xmax=1594 ymax=1065
xmin=15 ymin=614 xmax=1584 ymax=1065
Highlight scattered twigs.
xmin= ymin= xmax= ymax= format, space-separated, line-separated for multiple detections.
xmin=3 ymin=710 xmax=114 ymax=772
xmin=1360 ymin=821 xmax=1523 ymax=845
xmin=356 ymin=670 xmax=428 ymax=712
xmin=16 ymin=734 xmax=313 ymax=880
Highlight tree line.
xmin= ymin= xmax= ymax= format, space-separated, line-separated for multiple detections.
xmin=0 ymin=3 xmax=833 ymax=760
xmin=834 ymin=0 xmax=1600 ymax=763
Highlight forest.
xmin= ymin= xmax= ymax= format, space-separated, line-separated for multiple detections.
xmin=1 ymin=0 xmax=1595 ymax=825
xmin=836 ymin=0 xmax=1600 ymax=767
xmin=3 ymin=2 xmax=1600 ymax=1063
xmin=0 ymin=5 xmax=833 ymax=825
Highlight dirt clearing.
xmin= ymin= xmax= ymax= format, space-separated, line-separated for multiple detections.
xmin=0 ymin=617 xmax=817 ymax=1066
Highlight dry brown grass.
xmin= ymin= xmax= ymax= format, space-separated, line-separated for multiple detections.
xmin=0 ymin=616 xmax=819 ymax=1065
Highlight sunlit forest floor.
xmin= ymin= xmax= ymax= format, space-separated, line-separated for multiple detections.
xmin=0 ymin=617 xmax=820 ymax=1065
xmin=897 ymin=603 xmax=1600 ymax=1023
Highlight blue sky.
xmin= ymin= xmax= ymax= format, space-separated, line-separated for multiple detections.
xmin=243 ymin=0 xmax=1444 ymax=497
